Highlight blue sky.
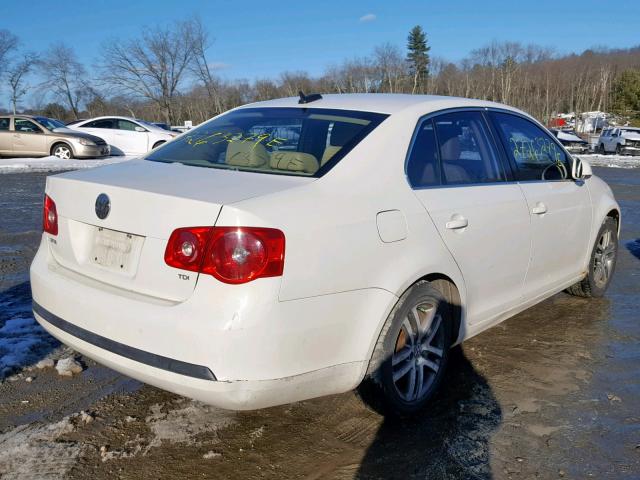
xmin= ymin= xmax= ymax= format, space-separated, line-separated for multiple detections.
xmin=2 ymin=0 xmax=639 ymax=106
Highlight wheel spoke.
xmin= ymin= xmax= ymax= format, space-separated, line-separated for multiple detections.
xmin=422 ymin=344 xmax=443 ymax=358
xmin=392 ymin=346 xmax=412 ymax=366
xmin=424 ymin=314 xmax=442 ymax=345
xmin=421 ymin=357 xmax=440 ymax=373
xmin=405 ymin=365 xmax=416 ymax=399
xmin=402 ymin=318 xmax=415 ymax=344
xmin=413 ymin=364 xmax=424 ymax=400
xmin=393 ymin=357 xmax=414 ymax=382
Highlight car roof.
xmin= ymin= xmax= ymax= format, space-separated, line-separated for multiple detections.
xmin=237 ymin=93 xmax=523 ymax=116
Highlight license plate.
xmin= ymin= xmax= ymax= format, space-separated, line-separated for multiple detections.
xmin=91 ymin=227 xmax=143 ymax=273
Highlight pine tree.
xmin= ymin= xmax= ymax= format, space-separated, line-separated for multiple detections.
xmin=406 ymin=25 xmax=430 ymax=94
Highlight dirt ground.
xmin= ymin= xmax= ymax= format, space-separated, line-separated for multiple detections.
xmin=0 ymin=168 xmax=638 ymax=479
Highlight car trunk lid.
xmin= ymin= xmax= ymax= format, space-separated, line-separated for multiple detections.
xmin=45 ymin=160 xmax=312 ymax=302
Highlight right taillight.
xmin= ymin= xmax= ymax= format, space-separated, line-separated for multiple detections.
xmin=43 ymin=194 xmax=58 ymax=235
xmin=164 ymin=226 xmax=285 ymax=284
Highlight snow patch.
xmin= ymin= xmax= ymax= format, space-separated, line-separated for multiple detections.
xmin=145 ymin=400 xmax=236 ymax=448
xmin=0 ymin=417 xmax=83 ymax=480
xmin=577 ymin=154 xmax=640 ymax=169
xmin=55 ymin=357 xmax=83 ymax=377
xmin=0 ymin=155 xmax=135 ymax=174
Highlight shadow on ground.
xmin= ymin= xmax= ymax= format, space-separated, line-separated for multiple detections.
xmin=626 ymin=239 xmax=640 ymax=260
xmin=0 ymin=281 xmax=59 ymax=379
xmin=357 ymin=348 xmax=500 ymax=479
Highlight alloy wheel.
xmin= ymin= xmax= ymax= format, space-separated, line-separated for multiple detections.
xmin=391 ymin=301 xmax=445 ymax=403
xmin=593 ymin=229 xmax=616 ymax=288
xmin=54 ymin=146 xmax=71 ymax=160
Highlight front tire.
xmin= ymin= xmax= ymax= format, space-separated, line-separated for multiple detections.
xmin=51 ymin=143 xmax=73 ymax=160
xmin=362 ymin=281 xmax=452 ymax=416
xmin=599 ymin=143 xmax=606 ymax=154
xmin=566 ymin=217 xmax=618 ymax=298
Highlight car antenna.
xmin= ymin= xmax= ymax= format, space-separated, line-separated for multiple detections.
xmin=298 ymin=91 xmax=323 ymax=104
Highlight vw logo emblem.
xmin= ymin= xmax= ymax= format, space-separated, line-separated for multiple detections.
xmin=95 ymin=193 xmax=111 ymax=220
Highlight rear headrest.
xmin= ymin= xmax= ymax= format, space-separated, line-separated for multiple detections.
xmin=437 ymin=124 xmax=462 ymax=143
xmin=329 ymin=122 xmax=364 ymax=146
xmin=440 ymin=137 xmax=461 ymax=162
xmin=226 ymin=141 xmax=269 ymax=168
xmin=270 ymin=151 xmax=319 ymax=174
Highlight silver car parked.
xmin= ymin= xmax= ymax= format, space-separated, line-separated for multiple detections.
xmin=0 ymin=115 xmax=110 ymax=159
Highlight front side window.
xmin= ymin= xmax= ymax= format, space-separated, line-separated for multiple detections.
xmin=490 ymin=112 xmax=570 ymax=181
xmin=14 ymin=119 xmax=42 ymax=133
xmin=433 ymin=111 xmax=505 ymax=185
xmin=118 ymin=119 xmax=140 ymax=131
xmin=146 ymin=108 xmax=388 ymax=177
xmin=0 ymin=118 xmax=9 ymax=131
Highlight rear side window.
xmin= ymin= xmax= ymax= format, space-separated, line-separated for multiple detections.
xmin=0 ymin=118 xmax=9 ymax=131
xmin=84 ymin=119 xmax=114 ymax=129
xmin=406 ymin=119 xmax=440 ymax=187
xmin=434 ymin=112 xmax=505 ymax=185
xmin=146 ymin=108 xmax=388 ymax=177
xmin=490 ymin=112 xmax=570 ymax=181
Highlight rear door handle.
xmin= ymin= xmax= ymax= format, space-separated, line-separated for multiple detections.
xmin=531 ymin=202 xmax=547 ymax=215
xmin=446 ymin=217 xmax=468 ymax=230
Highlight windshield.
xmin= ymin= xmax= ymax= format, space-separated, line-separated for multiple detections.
xmin=34 ymin=116 xmax=67 ymax=131
xmin=146 ymin=108 xmax=388 ymax=177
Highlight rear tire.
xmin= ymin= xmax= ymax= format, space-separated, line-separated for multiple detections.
xmin=51 ymin=143 xmax=73 ymax=160
xmin=615 ymin=144 xmax=622 ymax=155
xmin=565 ymin=217 xmax=618 ymax=298
xmin=360 ymin=281 xmax=452 ymax=416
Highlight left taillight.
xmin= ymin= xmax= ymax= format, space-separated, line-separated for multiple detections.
xmin=43 ymin=194 xmax=58 ymax=235
xmin=164 ymin=226 xmax=285 ymax=284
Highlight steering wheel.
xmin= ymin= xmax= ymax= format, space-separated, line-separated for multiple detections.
xmin=541 ymin=161 xmax=568 ymax=181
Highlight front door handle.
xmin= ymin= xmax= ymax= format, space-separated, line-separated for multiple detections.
xmin=446 ymin=217 xmax=468 ymax=230
xmin=531 ymin=202 xmax=547 ymax=215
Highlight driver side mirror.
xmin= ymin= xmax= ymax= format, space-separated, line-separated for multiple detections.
xmin=135 ymin=126 xmax=146 ymax=132
xmin=571 ymin=156 xmax=592 ymax=180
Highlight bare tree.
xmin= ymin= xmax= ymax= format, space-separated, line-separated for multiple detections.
xmin=40 ymin=44 xmax=87 ymax=119
xmin=7 ymin=53 xmax=38 ymax=114
xmin=0 ymin=29 xmax=19 ymax=76
xmin=101 ymin=19 xmax=200 ymax=124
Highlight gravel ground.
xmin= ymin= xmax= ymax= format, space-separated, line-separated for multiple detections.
xmin=0 ymin=167 xmax=638 ymax=479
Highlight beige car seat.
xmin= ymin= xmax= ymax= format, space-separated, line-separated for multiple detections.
xmin=226 ymin=141 xmax=270 ymax=168
xmin=270 ymin=151 xmax=319 ymax=174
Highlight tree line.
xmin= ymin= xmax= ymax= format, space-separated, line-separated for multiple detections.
xmin=1 ymin=19 xmax=639 ymax=126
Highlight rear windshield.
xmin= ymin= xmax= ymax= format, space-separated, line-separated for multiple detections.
xmin=146 ymin=108 xmax=388 ymax=177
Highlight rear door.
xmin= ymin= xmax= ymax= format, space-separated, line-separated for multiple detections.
xmin=488 ymin=111 xmax=591 ymax=298
xmin=0 ymin=117 xmax=11 ymax=154
xmin=407 ymin=110 xmax=531 ymax=326
xmin=13 ymin=118 xmax=47 ymax=155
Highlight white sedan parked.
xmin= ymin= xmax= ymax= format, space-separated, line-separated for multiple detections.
xmin=31 ymin=94 xmax=620 ymax=415
xmin=68 ymin=116 xmax=178 ymax=155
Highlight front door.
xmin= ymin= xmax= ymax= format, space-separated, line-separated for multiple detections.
xmin=114 ymin=119 xmax=148 ymax=154
xmin=489 ymin=111 xmax=592 ymax=298
xmin=13 ymin=118 xmax=47 ymax=155
xmin=406 ymin=110 xmax=531 ymax=326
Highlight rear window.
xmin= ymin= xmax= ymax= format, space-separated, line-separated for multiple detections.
xmin=146 ymin=108 xmax=388 ymax=177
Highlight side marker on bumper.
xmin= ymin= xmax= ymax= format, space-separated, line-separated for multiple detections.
xmin=32 ymin=301 xmax=216 ymax=381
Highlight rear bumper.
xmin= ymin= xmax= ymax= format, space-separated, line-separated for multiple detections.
xmin=30 ymin=236 xmax=395 ymax=409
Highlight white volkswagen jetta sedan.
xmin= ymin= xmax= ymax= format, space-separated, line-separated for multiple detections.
xmin=68 ymin=116 xmax=178 ymax=156
xmin=31 ymin=94 xmax=620 ymax=415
